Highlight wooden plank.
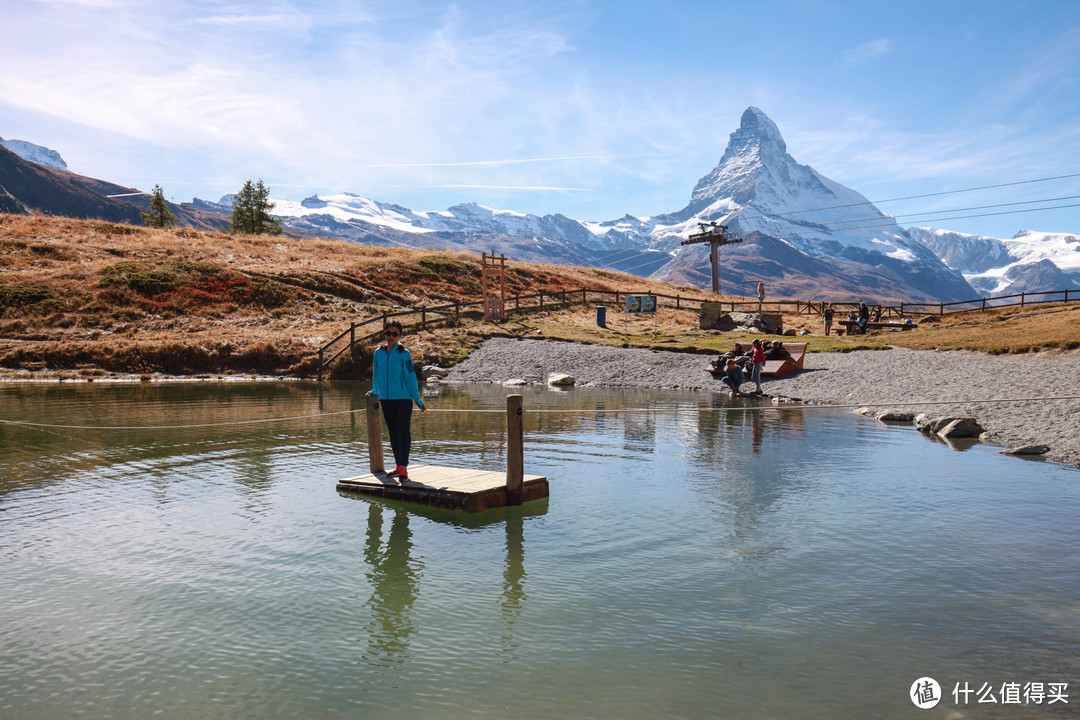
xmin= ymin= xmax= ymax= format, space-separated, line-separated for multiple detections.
xmin=337 ymin=463 xmax=548 ymax=513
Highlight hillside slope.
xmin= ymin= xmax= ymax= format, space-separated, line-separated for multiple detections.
xmin=0 ymin=214 xmax=704 ymax=377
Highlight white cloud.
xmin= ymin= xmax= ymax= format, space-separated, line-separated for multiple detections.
xmin=842 ymin=38 xmax=892 ymax=67
xmin=439 ymin=184 xmax=588 ymax=192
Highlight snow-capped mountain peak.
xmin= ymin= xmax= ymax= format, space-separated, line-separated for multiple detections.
xmin=0 ymin=137 xmax=69 ymax=171
xmin=911 ymin=226 xmax=1080 ymax=295
xmin=663 ymin=108 xmax=972 ymax=300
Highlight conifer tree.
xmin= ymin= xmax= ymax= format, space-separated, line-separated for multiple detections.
xmin=230 ymin=179 xmax=282 ymax=235
xmin=141 ymin=184 xmax=178 ymax=228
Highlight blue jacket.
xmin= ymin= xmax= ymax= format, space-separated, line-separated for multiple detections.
xmin=371 ymin=344 xmax=424 ymax=407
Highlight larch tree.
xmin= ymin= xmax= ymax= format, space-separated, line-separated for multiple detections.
xmin=230 ymin=179 xmax=282 ymax=236
xmin=141 ymin=184 xmax=178 ymax=228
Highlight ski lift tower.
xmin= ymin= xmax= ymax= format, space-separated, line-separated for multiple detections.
xmin=680 ymin=222 xmax=743 ymax=294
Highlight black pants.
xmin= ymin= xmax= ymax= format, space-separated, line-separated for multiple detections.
xmin=381 ymin=399 xmax=414 ymax=467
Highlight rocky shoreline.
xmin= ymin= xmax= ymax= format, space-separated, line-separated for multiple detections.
xmin=440 ymin=338 xmax=1080 ymax=469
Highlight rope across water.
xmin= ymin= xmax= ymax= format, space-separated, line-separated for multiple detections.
xmin=2 ymin=395 xmax=1078 ymax=431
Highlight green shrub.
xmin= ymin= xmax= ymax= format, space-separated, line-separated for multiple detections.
xmin=0 ymin=282 xmax=55 ymax=307
xmin=170 ymin=260 xmax=224 ymax=275
xmin=128 ymin=270 xmax=179 ymax=295
xmin=99 ymin=263 xmax=177 ymax=295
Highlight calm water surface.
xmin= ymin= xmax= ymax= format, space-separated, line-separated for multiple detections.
xmin=0 ymin=381 xmax=1077 ymax=719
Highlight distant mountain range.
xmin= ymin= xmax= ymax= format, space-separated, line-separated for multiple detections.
xmin=908 ymin=227 xmax=1080 ymax=296
xmin=3 ymin=109 xmax=1076 ymax=302
xmin=0 ymin=144 xmax=228 ymax=231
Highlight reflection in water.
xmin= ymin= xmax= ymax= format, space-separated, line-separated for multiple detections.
xmin=362 ymin=504 xmax=420 ymax=669
xmin=3 ymin=381 xmax=1079 ymax=719
xmin=751 ymin=408 xmax=764 ymax=453
xmin=500 ymin=516 xmax=526 ymax=661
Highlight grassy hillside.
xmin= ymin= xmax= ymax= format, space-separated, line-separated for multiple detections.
xmin=0 ymin=214 xmax=710 ymax=378
xmin=2 ymin=214 xmax=1077 ymax=381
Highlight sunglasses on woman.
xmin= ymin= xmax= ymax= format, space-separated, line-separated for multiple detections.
xmin=384 ymin=329 xmax=400 ymax=337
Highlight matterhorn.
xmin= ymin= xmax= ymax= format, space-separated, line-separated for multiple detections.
xmin=642 ymin=107 xmax=975 ymax=301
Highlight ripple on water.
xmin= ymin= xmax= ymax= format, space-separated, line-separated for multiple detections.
xmin=1 ymin=382 xmax=1079 ymax=719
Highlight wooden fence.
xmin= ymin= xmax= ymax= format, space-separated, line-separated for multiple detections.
xmin=317 ymin=286 xmax=1080 ymax=379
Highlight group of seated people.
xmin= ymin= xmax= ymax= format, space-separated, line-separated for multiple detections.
xmin=844 ymin=303 xmax=884 ymax=335
xmin=709 ymin=341 xmax=791 ymax=392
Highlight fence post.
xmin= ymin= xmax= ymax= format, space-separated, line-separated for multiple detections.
xmin=318 ymin=347 xmax=324 ymax=382
xmin=676 ymin=294 xmax=681 ymax=309
xmin=1021 ymin=292 xmax=1026 ymax=307
xmin=539 ymin=293 xmax=544 ymax=312
xmin=421 ymin=307 xmax=427 ymax=330
xmin=505 ymin=394 xmax=524 ymax=505
xmin=366 ymin=394 xmax=385 ymax=475
xmin=350 ymin=322 xmax=355 ymax=349
xmin=454 ymin=300 xmax=460 ymax=325
xmin=900 ymin=302 xmax=904 ymax=316
xmin=582 ymin=287 xmax=587 ymax=304
xmin=982 ymin=298 xmax=986 ymax=311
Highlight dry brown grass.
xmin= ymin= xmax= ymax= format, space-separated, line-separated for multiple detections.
xmin=2 ymin=213 xmax=1076 ymax=378
xmin=0 ymin=214 xmax=715 ymax=377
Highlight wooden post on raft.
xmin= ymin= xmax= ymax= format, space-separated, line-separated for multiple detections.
xmin=339 ymin=392 xmax=548 ymax=512
xmin=366 ymin=394 xmax=385 ymax=474
xmin=506 ymin=394 xmax=524 ymax=505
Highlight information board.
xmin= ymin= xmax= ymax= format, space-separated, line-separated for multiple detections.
xmin=624 ymin=294 xmax=657 ymax=314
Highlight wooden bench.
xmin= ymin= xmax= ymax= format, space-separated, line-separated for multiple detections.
xmin=836 ymin=320 xmax=915 ymax=335
xmin=707 ymin=341 xmax=807 ymax=379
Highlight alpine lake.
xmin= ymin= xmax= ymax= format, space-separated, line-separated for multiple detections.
xmin=1 ymin=379 xmax=1077 ymax=719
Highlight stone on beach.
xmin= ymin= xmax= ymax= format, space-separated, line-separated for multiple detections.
xmin=422 ymin=365 xmax=450 ymax=380
xmin=1003 ymin=445 xmax=1051 ymax=456
xmin=876 ymin=410 xmax=915 ymax=422
xmin=935 ymin=417 xmax=985 ymax=439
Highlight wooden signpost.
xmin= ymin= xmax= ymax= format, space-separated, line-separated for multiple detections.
xmin=482 ymin=251 xmax=508 ymax=322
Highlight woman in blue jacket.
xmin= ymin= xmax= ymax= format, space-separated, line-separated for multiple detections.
xmin=369 ymin=320 xmax=426 ymax=479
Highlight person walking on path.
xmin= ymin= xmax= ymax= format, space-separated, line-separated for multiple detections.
xmin=369 ymin=320 xmax=426 ymax=480
xmin=751 ymin=338 xmax=765 ymax=394
xmin=823 ymin=304 xmax=834 ymax=336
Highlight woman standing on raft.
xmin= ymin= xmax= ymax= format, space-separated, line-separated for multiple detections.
xmin=369 ymin=320 xmax=426 ymax=479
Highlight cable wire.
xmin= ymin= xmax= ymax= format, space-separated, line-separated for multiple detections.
xmin=3 ymin=394 xmax=1078 ymax=430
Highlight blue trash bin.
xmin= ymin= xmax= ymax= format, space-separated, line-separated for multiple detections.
xmin=596 ymin=306 xmax=607 ymax=328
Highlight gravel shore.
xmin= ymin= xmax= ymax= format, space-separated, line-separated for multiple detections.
xmin=442 ymin=338 xmax=1080 ymax=468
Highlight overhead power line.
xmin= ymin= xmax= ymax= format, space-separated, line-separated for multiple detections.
xmin=768 ymin=172 xmax=1080 ymax=219
xmin=755 ymin=194 xmax=1080 ymax=235
xmin=563 ymin=173 xmax=1080 ymax=277
xmin=790 ymin=201 xmax=1080 ymax=236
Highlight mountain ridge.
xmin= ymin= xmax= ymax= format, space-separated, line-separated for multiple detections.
xmin=5 ymin=109 xmax=1074 ymax=303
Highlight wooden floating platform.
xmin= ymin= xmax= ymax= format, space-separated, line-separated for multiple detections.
xmin=337 ymin=463 xmax=549 ymax=513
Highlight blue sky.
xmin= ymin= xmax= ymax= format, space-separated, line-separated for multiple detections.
xmin=2 ymin=0 xmax=1078 ymax=239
